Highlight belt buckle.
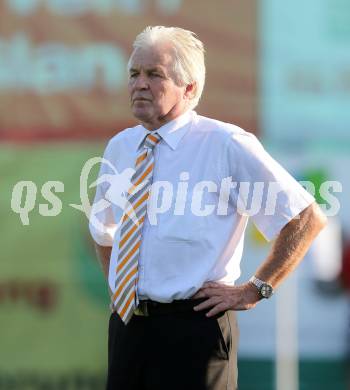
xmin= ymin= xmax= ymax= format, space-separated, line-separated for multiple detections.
xmin=134 ymin=301 xmax=149 ymax=316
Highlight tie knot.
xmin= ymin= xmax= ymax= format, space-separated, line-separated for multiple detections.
xmin=144 ymin=132 xmax=162 ymax=150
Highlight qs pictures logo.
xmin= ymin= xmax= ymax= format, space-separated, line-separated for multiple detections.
xmin=10 ymin=157 xmax=343 ymax=226
xmin=10 ymin=157 xmax=141 ymax=228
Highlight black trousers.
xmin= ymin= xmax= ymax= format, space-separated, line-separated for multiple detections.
xmin=106 ymin=304 xmax=239 ymax=390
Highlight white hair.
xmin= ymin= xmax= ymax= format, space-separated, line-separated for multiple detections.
xmin=128 ymin=26 xmax=206 ymax=110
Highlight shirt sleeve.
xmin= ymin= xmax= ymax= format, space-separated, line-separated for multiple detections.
xmin=224 ymin=129 xmax=315 ymax=241
xmin=88 ymin=141 xmax=117 ymax=247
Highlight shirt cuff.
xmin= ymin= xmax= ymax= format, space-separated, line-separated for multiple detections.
xmin=89 ymin=221 xmax=116 ymax=246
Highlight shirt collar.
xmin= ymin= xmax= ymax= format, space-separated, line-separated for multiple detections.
xmin=136 ymin=110 xmax=195 ymax=151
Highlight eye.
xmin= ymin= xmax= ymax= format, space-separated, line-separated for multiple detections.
xmin=129 ymin=72 xmax=138 ymax=79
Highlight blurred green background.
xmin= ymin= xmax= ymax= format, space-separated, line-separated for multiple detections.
xmin=1 ymin=0 xmax=349 ymax=389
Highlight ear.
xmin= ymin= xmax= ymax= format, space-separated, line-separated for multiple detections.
xmin=184 ymin=82 xmax=196 ymax=100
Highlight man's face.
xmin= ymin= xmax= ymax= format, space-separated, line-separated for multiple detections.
xmin=128 ymin=43 xmax=188 ymax=130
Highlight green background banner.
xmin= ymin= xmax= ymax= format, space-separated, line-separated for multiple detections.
xmin=0 ymin=145 xmax=109 ymax=378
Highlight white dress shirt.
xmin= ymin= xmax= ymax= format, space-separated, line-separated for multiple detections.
xmin=89 ymin=110 xmax=314 ymax=302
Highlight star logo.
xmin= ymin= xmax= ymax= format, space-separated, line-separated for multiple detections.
xmin=70 ymin=157 xmax=147 ymax=232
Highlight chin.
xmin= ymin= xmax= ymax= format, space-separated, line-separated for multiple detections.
xmin=132 ymin=107 xmax=151 ymax=121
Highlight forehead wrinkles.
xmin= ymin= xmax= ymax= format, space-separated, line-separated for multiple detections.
xmin=129 ymin=45 xmax=175 ymax=74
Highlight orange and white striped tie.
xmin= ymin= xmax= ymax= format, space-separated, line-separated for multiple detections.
xmin=112 ymin=132 xmax=162 ymax=323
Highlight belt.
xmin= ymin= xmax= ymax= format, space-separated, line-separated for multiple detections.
xmin=133 ymin=298 xmax=206 ymax=317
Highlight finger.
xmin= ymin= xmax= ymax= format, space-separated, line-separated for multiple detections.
xmin=193 ymin=288 xmax=215 ymax=297
xmin=191 ymin=290 xmax=204 ymax=299
xmin=192 ymin=287 xmax=221 ymax=299
xmin=205 ymin=302 xmax=229 ymax=317
xmin=202 ymin=281 xmax=221 ymax=289
xmin=193 ymin=296 xmax=221 ymax=311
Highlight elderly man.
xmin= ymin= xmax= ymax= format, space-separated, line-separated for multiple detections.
xmin=89 ymin=26 xmax=327 ymax=390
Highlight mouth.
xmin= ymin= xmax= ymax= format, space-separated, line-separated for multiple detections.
xmin=133 ymin=97 xmax=151 ymax=103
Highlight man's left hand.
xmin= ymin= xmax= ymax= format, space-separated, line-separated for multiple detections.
xmin=192 ymin=281 xmax=261 ymax=317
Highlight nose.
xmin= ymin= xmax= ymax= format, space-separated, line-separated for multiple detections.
xmin=133 ymin=73 xmax=149 ymax=90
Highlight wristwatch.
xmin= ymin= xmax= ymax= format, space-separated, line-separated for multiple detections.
xmin=249 ymin=276 xmax=274 ymax=299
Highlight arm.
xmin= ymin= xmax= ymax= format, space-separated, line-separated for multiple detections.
xmin=254 ymin=201 xmax=327 ymax=288
xmin=193 ymin=202 xmax=327 ymax=316
xmin=93 ymin=243 xmax=112 ymax=281
xmin=93 ymin=243 xmax=115 ymax=305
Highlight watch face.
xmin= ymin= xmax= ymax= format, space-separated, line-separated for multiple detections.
xmin=260 ymin=283 xmax=273 ymax=298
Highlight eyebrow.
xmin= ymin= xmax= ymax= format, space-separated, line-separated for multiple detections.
xmin=129 ymin=67 xmax=164 ymax=74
